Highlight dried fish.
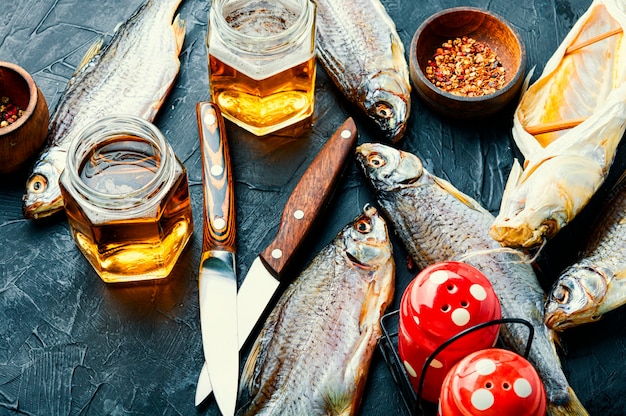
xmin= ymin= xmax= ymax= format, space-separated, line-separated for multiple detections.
xmin=490 ymin=0 xmax=626 ymax=248
xmin=356 ymin=143 xmax=588 ymax=416
xmin=237 ymin=205 xmax=395 ymax=416
xmin=545 ymin=178 xmax=626 ymax=331
xmin=313 ymin=0 xmax=411 ymax=142
xmin=22 ymin=0 xmax=186 ymax=219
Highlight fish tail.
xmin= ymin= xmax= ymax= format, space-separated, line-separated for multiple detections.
xmin=547 ymin=387 xmax=589 ymax=416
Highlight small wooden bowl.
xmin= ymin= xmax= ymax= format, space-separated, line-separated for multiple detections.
xmin=0 ymin=61 xmax=49 ymax=175
xmin=410 ymin=7 xmax=526 ymax=120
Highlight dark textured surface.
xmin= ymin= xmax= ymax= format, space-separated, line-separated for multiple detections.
xmin=1 ymin=0 xmax=625 ymax=415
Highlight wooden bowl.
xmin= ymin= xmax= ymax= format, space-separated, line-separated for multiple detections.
xmin=0 ymin=61 xmax=49 ymax=175
xmin=410 ymin=7 xmax=526 ymax=120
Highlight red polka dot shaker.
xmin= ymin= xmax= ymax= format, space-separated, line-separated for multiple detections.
xmin=398 ymin=261 xmax=501 ymax=403
xmin=438 ymin=348 xmax=546 ymax=415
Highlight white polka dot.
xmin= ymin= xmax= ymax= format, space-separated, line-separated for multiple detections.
xmin=470 ymin=284 xmax=488 ymax=301
xmin=514 ymin=378 xmax=533 ymax=398
xmin=451 ymin=308 xmax=470 ymax=326
xmin=430 ymin=359 xmax=443 ymax=368
xmin=471 ymin=389 xmax=494 ymax=411
xmin=475 ymin=358 xmax=497 ymax=375
xmin=413 ymin=315 xmax=420 ymax=326
xmin=403 ymin=360 xmax=417 ymax=377
xmin=430 ymin=270 xmax=449 ymax=284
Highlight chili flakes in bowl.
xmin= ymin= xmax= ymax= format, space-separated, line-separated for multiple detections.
xmin=426 ymin=36 xmax=506 ymax=97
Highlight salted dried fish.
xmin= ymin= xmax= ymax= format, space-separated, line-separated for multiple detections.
xmin=356 ymin=143 xmax=588 ymax=416
xmin=237 ymin=205 xmax=395 ymax=416
xmin=490 ymin=0 xmax=626 ymax=248
xmin=22 ymin=0 xmax=186 ymax=219
xmin=545 ymin=177 xmax=626 ymax=331
xmin=313 ymin=0 xmax=411 ymax=142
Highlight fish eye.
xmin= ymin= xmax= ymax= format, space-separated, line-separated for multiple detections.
xmin=27 ymin=174 xmax=48 ymax=194
xmin=367 ymin=153 xmax=386 ymax=168
xmin=355 ymin=218 xmax=372 ymax=234
xmin=375 ymin=101 xmax=394 ymax=119
xmin=552 ymin=285 xmax=570 ymax=304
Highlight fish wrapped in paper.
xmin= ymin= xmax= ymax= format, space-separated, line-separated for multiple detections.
xmin=237 ymin=205 xmax=395 ymax=416
xmin=356 ymin=143 xmax=587 ymax=416
xmin=545 ymin=178 xmax=626 ymax=331
xmin=313 ymin=0 xmax=411 ymax=142
xmin=490 ymin=0 xmax=626 ymax=248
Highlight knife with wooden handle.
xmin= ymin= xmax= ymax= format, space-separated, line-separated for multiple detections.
xmin=195 ymin=117 xmax=358 ymax=404
xmin=195 ymin=102 xmax=238 ymax=415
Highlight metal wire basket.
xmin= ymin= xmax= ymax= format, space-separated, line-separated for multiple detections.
xmin=378 ymin=310 xmax=534 ymax=416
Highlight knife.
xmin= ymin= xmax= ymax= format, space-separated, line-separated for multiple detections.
xmin=195 ymin=117 xmax=358 ymax=403
xmin=195 ymin=101 xmax=238 ymax=415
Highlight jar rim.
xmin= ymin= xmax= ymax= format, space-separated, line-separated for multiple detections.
xmin=65 ymin=115 xmax=171 ymax=209
xmin=211 ymin=0 xmax=313 ymax=52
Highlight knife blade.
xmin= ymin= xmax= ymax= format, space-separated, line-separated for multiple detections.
xmin=195 ymin=116 xmax=358 ymax=403
xmin=195 ymin=102 xmax=238 ymax=415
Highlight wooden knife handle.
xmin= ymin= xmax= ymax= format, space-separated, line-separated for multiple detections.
xmin=197 ymin=102 xmax=236 ymax=253
xmin=259 ymin=117 xmax=358 ymax=280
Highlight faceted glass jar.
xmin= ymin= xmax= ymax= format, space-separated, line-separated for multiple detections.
xmin=207 ymin=0 xmax=317 ymax=136
xmin=59 ymin=115 xmax=194 ymax=283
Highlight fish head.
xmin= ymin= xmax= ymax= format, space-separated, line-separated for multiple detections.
xmin=356 ymin=143 xmax=423 ymax=192
xmin=544 ymin=265 xmax=608 ymax=331
xmin=490 ymin=156 xmax=603 ymax=248
xmin=343 ymin=204 xmax=393 ymax=269
xmin=23 ymin=158 xmax=65 ymax=220
xmin=361 ymin=71 xmax=410 ymax=143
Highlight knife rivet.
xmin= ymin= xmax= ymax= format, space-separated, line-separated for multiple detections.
xmin=294 ymin=209 xmax=304 ymax=220
xmin=340 ymin=129 xmax=352 ymax=139
xmin=210 ymin=165 xmax=223 ymax=177
xmin=213 ymin=217 xmax=226 ymax=230
xmin=271 ymin=249 xmax=283 ymax=259
xmin=204 ymin=113 xmax=217 ymax=126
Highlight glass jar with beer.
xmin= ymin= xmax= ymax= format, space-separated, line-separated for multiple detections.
xmin=207 ymin=0 xmax=317 ymax=136
xmin=59 ymin=116 xmax=194 ymax=283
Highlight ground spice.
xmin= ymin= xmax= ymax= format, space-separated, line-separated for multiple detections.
xmin=425 ymin=36 xmax=506 ymax=97
xmin=0 ymin=96 xmax=25 ymax=127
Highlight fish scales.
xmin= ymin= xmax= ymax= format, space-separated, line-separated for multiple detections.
xmin=356 ymin=143 xmax=588 ymax=416
xmin=238 ymin=205 xmax=395 ymax=416
xmin=313 ymin=0 xmax=411 ymax=142
xmin=545 ymin=178 xmax=626 ymax=330
xmin=22 ymin=0 xmax=185 ymax=219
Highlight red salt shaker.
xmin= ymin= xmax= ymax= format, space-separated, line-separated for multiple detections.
xmin=438 ymin=348 xmax=546 ymax=415
xmin=398 ymin=261 xmax=501 ymax=403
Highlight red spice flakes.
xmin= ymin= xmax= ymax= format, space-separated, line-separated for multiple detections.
xmin=0 ymin=96 xmax=25 ymax=128
xmin=425 ymin=36 xmax=506 ymax=97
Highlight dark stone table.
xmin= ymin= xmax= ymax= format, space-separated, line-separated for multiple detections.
xmin=1 ymin=0 xmax=624 ymax=415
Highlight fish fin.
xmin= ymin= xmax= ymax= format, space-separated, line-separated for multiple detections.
xmin=546 ymin=387 xmax=589 ymax=416
xmin=74 ymin=37 xmax=104 ymax=76
xmin=172 ymin=14 xmax=186 ymax=55
xmin=240 ymin=335 xmax=262 ymax=394
xmin=432 ymin=175 xmax=492 ymax=216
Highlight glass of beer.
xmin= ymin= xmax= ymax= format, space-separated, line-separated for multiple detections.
xmin=207 ymin=0 xmax=317 ymax=136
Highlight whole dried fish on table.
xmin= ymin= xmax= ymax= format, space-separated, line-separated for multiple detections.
xmin=356 ymin=143 xmax=588 ymax=416
xmin=22 ymin=0 xmax=186 ymax=219
xmin=545 ymin=177 xmax=626 ymax=331
xmin=237 ymin=205 xmax=395 ymax=416
xmin=313 ymin=0 xmax=411 ymax=143
xmin=490 ymin=0 xmax=626 ymax=248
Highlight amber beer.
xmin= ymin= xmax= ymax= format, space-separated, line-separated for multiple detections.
xmin=59 ymin=116 xmax=194 ymax=283
xmin=207 ymin=0 xmax=316 ymax=136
